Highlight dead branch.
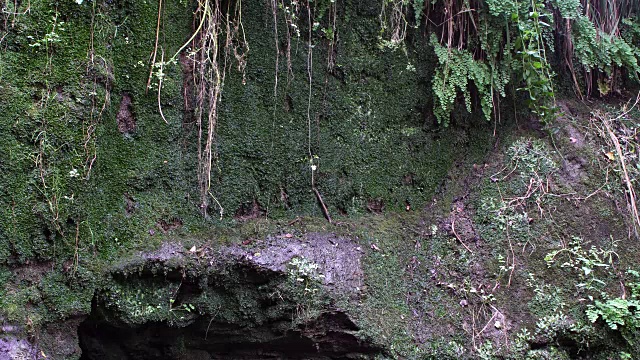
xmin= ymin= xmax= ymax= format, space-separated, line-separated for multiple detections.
xmin=313 ymin=187 xmax=332 ymax=224
xmin=451 ymin=218 xmax=473 ymax=253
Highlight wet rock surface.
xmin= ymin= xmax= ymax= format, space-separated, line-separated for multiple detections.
xmin=227 ymin=233 xmax=365 ymax=296
xmin=0 ymin=336 xmax=36 ymax=360
xmin=1 ymin=316 xmax=84 ymax=360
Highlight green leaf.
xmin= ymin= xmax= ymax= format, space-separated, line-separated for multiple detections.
xmin=586 ymin=308 xmax=600 ymax=323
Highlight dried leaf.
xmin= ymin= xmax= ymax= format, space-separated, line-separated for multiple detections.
xmin=605 ymin=151 xmax=615 ymax=161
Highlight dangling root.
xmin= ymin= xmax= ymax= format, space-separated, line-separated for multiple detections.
xmin=168 ymin=0 xmax=247 ymax=217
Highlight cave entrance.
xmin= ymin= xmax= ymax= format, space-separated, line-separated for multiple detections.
xmin=77 ymin=308 xmax=377 ymax=360
xmin=76 ymin=238 xmax=378 ymax=359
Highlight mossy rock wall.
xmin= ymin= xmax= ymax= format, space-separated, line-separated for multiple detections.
xmin=4 ymin=2 xmax=640 ymax=360
xmin=0 ymin=0 xmax=488 ymax=265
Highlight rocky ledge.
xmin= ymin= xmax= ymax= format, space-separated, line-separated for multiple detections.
xmin=2 ymin=233 xmax=380 ymax=360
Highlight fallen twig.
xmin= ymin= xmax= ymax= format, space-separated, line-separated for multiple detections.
xmin=313 ymin=186 xmax=332 ymax=224
xmin=451 ymin=218 xmax=473 ymax=253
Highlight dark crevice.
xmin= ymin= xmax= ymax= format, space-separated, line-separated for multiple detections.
xmin=78 ymin=304 xmax=379 ymax=360
xmin=78 ymin=263 xmax=380 ymax=360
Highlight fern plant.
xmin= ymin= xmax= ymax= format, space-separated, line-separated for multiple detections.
xmin=431 ymin=35 xmax=494 ymax=125
xmin=586 ymin=298 xmax=640 ymax=331
xmin=380 ymin=0 xmax=640 ymax=125
xmin=585 ymin=270 xmax=640 ymax=345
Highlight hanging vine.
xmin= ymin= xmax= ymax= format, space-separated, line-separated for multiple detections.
xmin=166 ymin=0 xmax=248 ymax=218
xmin=379 ymin=0 xmax=640 ymax=125
xmin=152 ymin=0 xmax=640 ymax=219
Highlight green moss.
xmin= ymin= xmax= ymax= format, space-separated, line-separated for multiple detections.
xmin=40 ymin=271 xmax=94 ymax=320
xmin=2 ymin=2 xmax=640 ymax=359
xmin=0 ymin=0 xmax=492 ymax=354
xmin=88 ymin=255 xmax=331 ymax=339
xmin=0 ymin=0 xmax=465 ymax=271
xmin=211 ymin=1 xmax=460 ymax=218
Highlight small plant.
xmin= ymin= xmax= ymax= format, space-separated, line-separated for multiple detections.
xmin=506 ymin=138 xmax=557 ymax=179
xmin=476 ymin=340 xmax=496 ymax=360
xmin=459 ymin=278 xmax=496 ymax=304
xmin=495 ymin=253 xmax=515 ymax=283
xmin=478 ymin=197 xmax=530 ymax=243
xmin=532 ymin=313 xmax=575 ymax=345
xmin=584 ymin=270 xmax=640 ymax=345
xmin=285 ymin=256 xmax=326 ymax=324
xmin=544 ymin=236 xmax=618 ymax=292
xmin=27 ymin=11 xmax=64 ymax=51
xmin=526 ymin=273 xmax=567 ymax=316
xmin=586 ymin=297 xmax=640 ymax=330
xmin=288 ymin=256 xmax=324 ymax=293
xmin=544 ymin=237 xmax=639 ymax=348
xmin=117 ymin=289 xmax=163 ymax=322
xmin=511 ymin=328 xmax=534 ymax=354
xmin=169 ymin=299 xmax=197 ymax=315
xmin=512 ymin=0 xmax=557 ymax=123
